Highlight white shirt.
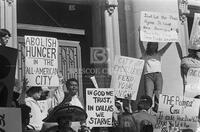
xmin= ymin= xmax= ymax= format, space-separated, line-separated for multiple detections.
xmin=25 ymin=97 xmax=44 ymax=130
xmin=70 ymin=95 xmax=83 ymax=108
xmin=70 ymin=95 xmax=83 ymax=132
xmin=25 ymin=86 xmax=65 ymax=131
xmin=143 ymin=53 xmax=162 ymax=74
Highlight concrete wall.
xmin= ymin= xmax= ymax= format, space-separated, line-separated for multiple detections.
xmin=122 ymin=0 xmax=184 ymax=96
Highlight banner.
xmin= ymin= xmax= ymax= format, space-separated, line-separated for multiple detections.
xmin=154 ymin=94 xmax=200 ymax=132
xmin=0 ymin=108 xmax=22 ymax=132
xmin=189 ymin=13 xmax=200 ymax=50
xmin=185 ymin=68 xmax=200 ymax=97
xmin=110 ymin=55 xmax=144 ymax=100
xmin=25 ymin=36 xmax=59 ymax=87
xmin=140 ymin=11 xmax=179 ymax=42
xmin=86 ymin=88 xmax=114 ymax=127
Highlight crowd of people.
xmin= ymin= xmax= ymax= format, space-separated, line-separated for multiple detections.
xmin=0 ymin=23 xmax=200 ymax=132
xmin=15 ymin=77 xmax=157 ymax=132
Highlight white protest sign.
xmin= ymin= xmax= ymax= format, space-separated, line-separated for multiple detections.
xmin=185 ymin=68 xmax=200 ymax=97
xmin=189 ymin=13 xmax=200 ymax=50
xmin=154 ymin=94 xmax=200 ymax=132
xmin=25 ymin=36 xmax=59 ymax=87
xmin=140 ymin=11 xmax=179 ymax=42
xmin=0 ymin=108 xmax=22 ymax=132
xmin=110 ymin=55 xmax=144 ymax=100
xmin=86 ymin=88 xmax=114 ymax=127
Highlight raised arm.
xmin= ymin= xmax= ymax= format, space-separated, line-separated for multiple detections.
xmin=46 ymin=74 xmax=65 ymax=109
xmin=138 ymin=29 xmax=145 ymax=55
xmin=17 ymin=78 xmax=28 ymax=105
xmin=175 ymin=42 xmax=183 ymax=59
xmin=158 ymin=42 xmax=172 ymax=55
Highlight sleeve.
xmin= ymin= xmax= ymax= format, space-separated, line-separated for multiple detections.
xmin=25 ymin=98 xmax=32 ymax=108
xmin=46 ymin=85 xmax=65 ymax=109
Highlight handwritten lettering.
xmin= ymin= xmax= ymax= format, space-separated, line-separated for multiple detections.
xmin=141 ymin=11 xmax=178 ymax=42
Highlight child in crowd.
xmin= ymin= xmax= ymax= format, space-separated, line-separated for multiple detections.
xmin=139 ymin=28 xmax=172 ymax=112
xmin=133 ymin=95 xmax=156 ymax=132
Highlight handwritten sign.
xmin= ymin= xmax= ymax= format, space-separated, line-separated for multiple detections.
xmin=25 ymin=36 xmax=59 ymax=87
xmin=185 ymin=68 xmax=200 ymax=97
xmin=140 ymin=11 xmax=179 ymax=42
xmin=86 ymin=88 xmax=114 ymax=127
xmin=189 ymin=13 xmax=200 ymax=50
xmin=154 ymin=94 xmax=200 ymax=132
xmin=110 ymin=55 xmax=144 ymax=100
xmin=0 ymin=108 xmax=22 ymax=132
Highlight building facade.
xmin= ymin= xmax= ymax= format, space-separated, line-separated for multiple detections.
xmin=2 ymin=0 xmax=199 ymax=104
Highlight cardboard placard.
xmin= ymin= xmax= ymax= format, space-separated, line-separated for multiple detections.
xmin=189 ymin=13 xmax=200 ymax=50
xmin=154 ymin=94 xmax=200 ymax=132
xmin=86 ymin=88 xmax=114 ymax=127
xmin=140 ymin=11 xmax=179 ymax=42
xmin=25 ymin=36 xmax=59 ymax=87
xmin=110 ymin=55 xmax=144 ymax=100
xmin=185 ymin=68 xmax=200 ymax=97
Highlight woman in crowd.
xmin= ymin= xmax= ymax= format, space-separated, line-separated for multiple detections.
xmin=139 ymin=28 xmax=172 ymax=112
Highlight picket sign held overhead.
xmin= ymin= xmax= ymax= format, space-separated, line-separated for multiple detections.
xmin=140 ymin=11 xmax=179 ymax=42
xmin=189 ymin=13 xmax=200 ymax=50
xmin=110 ymin=55 xmax=144 ymax=100
xmin=25 ymin=36 xmax=59 ymax=87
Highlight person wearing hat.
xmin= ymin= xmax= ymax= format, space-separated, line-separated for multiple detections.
xmin=43 ymin=105 xmax=87 ymax=132
xmin=0 ymin=28 xmax=11 ymax=47
xmin=132 ymin=95 xmax=156 ymax=132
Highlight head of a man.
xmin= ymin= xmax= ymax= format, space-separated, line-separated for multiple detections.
xmin=65 ymin=78 xmax=78 ymax=96
xmin=0 ymin=29 xmax=11 ymax=47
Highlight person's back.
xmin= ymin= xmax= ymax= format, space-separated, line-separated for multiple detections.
xmin=133 ymin=110 xmax=156 ymax=132
xmin=139 ymin=120 xmax=153 ymax=132
xmin=118 ymin=112 xmax=137 ymax=132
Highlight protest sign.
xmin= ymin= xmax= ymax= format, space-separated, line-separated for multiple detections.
xmin=0 ymin=108 xmax=22 ymax=132
xmin=189 ymin=13 xmax=200 ymax=50
xmin=154 ymin=94 xmax=200 ymax=132
xmin=185 ymin=68 xmax=200 ymax=97
xmin=25 ymin=36 xmax=59 ymax=87
xmin=110 ymin=55 xmax=144 ymax=100
xmin=86 ymin=88 xmax=114 ymax=127
xmin=140 ymin=11 xmax=179 ymax=42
